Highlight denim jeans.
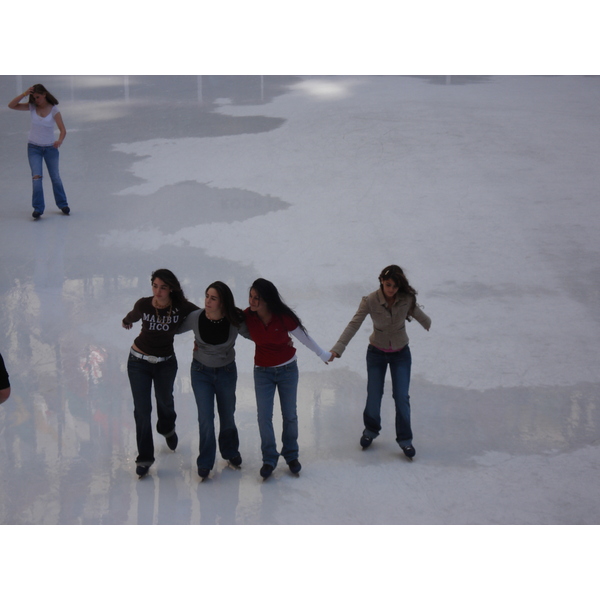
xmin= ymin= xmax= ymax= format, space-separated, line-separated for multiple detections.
xmin=364 ymin=344 xmax=413 ymax=446
xmin=27 ymin=143 xmax=69 ymax=213
xmin=127 ymin=352 xmax=178 ymax=465
xmin=190 ymin=359 xmax=240 ymax=470
xmin=254 ymin=360 xmax=299 ymax=467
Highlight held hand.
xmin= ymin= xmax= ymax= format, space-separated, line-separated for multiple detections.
xmin=328 ymin=351 xmax=339 ymax=363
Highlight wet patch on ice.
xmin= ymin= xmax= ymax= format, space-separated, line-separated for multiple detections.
xmin=412 ymin=378 xmax=600 ymax=466
xmin=98 ymin=180 xmax=290 ymax=248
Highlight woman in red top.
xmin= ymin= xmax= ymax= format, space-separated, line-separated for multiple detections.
xmin=243 ymin=278 xmax=331 ymax=479
xmin=122 ymin=269 xmax=198 ymax=478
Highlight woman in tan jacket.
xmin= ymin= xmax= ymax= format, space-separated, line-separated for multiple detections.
xmin=330 ymin=265 xmax=431 ymax=459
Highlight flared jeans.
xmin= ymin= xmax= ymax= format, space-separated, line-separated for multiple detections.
xmin=190 ymin=359 xmax=240 ymax=471
xmin=254 ymin=360 xmax=299 ymax=467
xmin=364 ymin=344 xmax=413 ymax=446
xmin=127 ymin=352 xmax=178 ymax=466
xmin=27 ymin=143 xmax=69 ymax=214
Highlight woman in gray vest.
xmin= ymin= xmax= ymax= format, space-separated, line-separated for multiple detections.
xmin=177 ymin=281 xmax=247 ymax=481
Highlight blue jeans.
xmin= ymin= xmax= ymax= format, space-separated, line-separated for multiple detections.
xmin=127 ymin=353 xmax=178 ymax=466
xmin=190 ymin=359 xmax=240 ymax=470
xmin=27 ymin=143 xmax=69 ymax=213
xmin=254 ymin=360 xmax=299 ymax=467
xmin=364 ymin=344 xmax=413 ymax=446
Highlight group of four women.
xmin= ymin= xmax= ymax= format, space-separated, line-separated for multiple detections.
xmin=122 ymin=266 xmax=431 ymax=480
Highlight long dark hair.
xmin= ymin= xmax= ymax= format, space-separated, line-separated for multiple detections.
xmin=379 ymin=265 xmax=418 ymax=316
xmin=28 ymin=84 xmax=59 ymax=106
xmin=151 ymin=269 xmax=187 ymax=307
xmin=206 ymin=281 xmax=244 ymax=327
xmin=250 ymin=278 xmax=306 ymax=333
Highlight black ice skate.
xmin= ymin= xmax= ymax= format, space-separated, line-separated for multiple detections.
xmin=401 ymin=445 xmax=416 ymax=460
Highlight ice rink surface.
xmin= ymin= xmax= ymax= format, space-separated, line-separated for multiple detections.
xmin=1 ymin=75 xmax=599 ymax=532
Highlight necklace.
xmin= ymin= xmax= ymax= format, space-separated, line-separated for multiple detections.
xmin=206 ymin=314 xmax=225 ymax=324
xmin=153 ymin=298 xmax=172 ymax=321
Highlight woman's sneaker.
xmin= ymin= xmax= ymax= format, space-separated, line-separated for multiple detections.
xmin=198 ymin=467 xmax=210 ymax=480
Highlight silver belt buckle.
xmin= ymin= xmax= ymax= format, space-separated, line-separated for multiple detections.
xmin=146 ymin=355 xmax=159 ymax=364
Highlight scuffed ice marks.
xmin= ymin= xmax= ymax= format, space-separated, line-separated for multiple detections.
xmin=99 ymin=180 xmax=290 ymax=250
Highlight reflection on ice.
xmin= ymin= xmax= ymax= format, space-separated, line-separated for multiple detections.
xmin=290 ymin=78 xmax=359 ymax=99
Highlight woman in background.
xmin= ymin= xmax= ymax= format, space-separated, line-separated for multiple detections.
xmin=177 ymin=281 xmax=246 ymax=481
xmin=330 ymin=265 xmax=431 ymax=460
xmin=244 ymin=278 xmax=331 ymax=480
xmin=8 ymin=84 xmax=70 ymax=219
xmin=122 ymin=269 xmax=198 ymax=478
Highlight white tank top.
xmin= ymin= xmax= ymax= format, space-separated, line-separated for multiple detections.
xmin=28 ymin=104 xmax=60 ymax=146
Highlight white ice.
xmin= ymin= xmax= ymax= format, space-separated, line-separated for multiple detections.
xmin=1 ymin=75 xmax=600 ymax=528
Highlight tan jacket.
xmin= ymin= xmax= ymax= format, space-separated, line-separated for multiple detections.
xmin=331 ymin=289 xmax=431 ymax=357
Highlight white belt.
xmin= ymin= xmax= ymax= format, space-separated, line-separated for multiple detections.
xmin=130 ymin=349 xmax=172 ymax=364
